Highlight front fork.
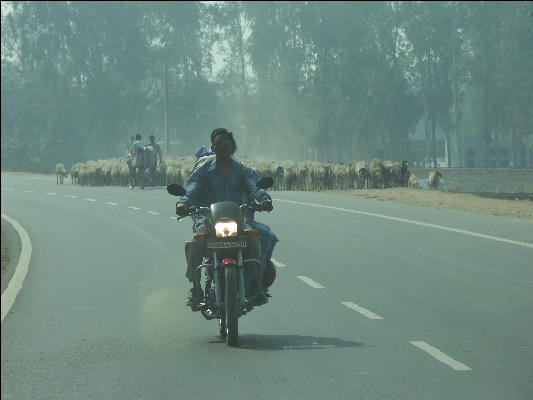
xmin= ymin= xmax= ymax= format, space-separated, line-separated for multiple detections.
xmin=212 ymin=250 xmax=246 ymax=309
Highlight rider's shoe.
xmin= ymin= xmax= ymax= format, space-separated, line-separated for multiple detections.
xmin=185 ymin=287 xmax=204 ymax=310
xmin=248 ymin=287 xmax=269 ymax=307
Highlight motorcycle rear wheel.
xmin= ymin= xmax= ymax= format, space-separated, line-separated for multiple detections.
xmin=219 ymin=317 xmax=226 ymax=337
xmin=224 ymin=265 xmax=239 ymax=346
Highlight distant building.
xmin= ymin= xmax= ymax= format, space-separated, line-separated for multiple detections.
xmin=407 ymin=118 xmax=447 ymax=166
xmin=463 ymin=138 xmax=532 ymax=168
xmin=406 ymin=139 xmax=446 ymax=166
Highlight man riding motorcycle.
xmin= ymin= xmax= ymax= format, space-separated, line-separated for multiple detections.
xmin=176 ymin=128 xmax=275 ymax=309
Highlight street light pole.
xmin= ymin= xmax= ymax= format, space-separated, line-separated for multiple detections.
xmin=164 ymin=65 xmax=168 ymax=161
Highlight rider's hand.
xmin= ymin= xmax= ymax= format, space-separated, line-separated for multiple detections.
xmin=261 ymin=199 xmax=273 ymax=212
xmin=176 ymin=202 xmax=191 ymax=216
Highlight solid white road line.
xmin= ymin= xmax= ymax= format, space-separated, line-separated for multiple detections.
xmin=65 ymin=195 xmax=77 ymax=198
xmin=271 ymin=258 xmax=286 ymax=267
xmin=341 ymin=301 xmax=383 ymax=320
xmin=296 ymin=276 xmax=325 ymax=288
xmin=106 ymin=201 xmax=118 ymax=206
xmin=409 ymin=341 xmax=472 ymax=371
xmin=1 ymin=214 xmax=32 ymax=323
xmin=146 ymin=211 xmax=159 ymax=215
xmin=85 ymin=198 xmax=96 ymax=202
xmin=274 ymin=198 xmax=533 ymax=249
xmin=128 ymin=206 xmax=140 ymax=210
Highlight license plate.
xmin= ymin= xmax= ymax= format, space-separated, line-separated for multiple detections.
xmin=207 ymin=241 xmax=247 ymax=249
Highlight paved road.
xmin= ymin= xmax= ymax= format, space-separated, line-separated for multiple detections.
xmin=2 ymin=172 xmax=532 ymax=400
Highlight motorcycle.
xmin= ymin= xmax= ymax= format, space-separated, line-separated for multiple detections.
xmin=167 ymin=177 xmax=275 ymax=347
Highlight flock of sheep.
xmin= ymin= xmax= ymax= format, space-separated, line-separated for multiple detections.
xmin=56 ymin=157 xmax=443 ymax=190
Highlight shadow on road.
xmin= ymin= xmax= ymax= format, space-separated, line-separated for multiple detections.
xmin=209 ymin=334 xmax=364 ymax=350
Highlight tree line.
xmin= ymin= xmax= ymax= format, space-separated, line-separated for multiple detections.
xmin=1 ymin=1 xmax=532 ymax=172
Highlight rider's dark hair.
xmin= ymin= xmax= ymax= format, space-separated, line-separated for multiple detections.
xmin=135 ymin=134 xmax=141 ymax=140
xmin=210 ymin=128 xmax=237 ymax=153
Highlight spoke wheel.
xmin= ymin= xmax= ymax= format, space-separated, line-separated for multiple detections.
xmin=224 ymin=265 xmax=239 ymax=347
xmin=219 ymin=317 xmax=226 ymax=337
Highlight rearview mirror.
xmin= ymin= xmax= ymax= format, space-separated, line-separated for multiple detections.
xmin=256 ymin=177 xmax=273 ymax=190
xmin=167 ymin=184 xmax=186 ymax=196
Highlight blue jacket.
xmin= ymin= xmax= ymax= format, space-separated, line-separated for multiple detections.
xmin=131 ymin=140 xmax=146 ymax=154
xmin=180 ymin=158 xmax=271 ymax=208
xmin=182 ymin=158 xmax=278 ymax=263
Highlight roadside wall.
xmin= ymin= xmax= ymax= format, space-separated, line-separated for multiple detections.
xmin=412 ymin=168 xmax=533 ymax=193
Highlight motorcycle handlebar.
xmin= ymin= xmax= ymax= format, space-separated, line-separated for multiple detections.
xmin=176 ymin=202 xmax=270 ymax=221
xmin=247 ymin=203 xmax=265 ymax=212
xmin=176 ymin=205 xmax=208 ymax=220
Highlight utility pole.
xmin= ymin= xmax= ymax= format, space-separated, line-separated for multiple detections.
xmin=163 ymin=65 xmax=168 ymax=161
xmin=451 ymin=6 xmax=459 ymax=167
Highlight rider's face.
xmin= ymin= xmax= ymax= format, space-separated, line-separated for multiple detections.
xmin=211 ymin=136 xmax=233 ymax=159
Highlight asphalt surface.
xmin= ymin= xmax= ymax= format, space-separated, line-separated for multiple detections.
xmin=1 ymin=172 xmax=532 ymax=400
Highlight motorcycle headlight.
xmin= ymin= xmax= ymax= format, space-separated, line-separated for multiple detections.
xmin=214 ymin=220 xmax=238 ymax=237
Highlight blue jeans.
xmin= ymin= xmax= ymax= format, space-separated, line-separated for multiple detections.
xmin=247 ymin=220 xmax=278 ymax=269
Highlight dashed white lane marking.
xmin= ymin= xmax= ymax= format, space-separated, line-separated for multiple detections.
xmin=65 ymin=195 xmax=77 ymax=198
xmin=341 ymin=302 xmax=383 ymax=320
xmin=271 ymin=258 xmax=286 ymax=268
xmin=128 ymin=206 xmax=141 ymax=210
xmin=409 ymin=341 xmax=472 ymax=371
xmin=146 ymin=211 xmax=159 ymax=215
xmin=46 ymin=192 xmax=56 ymax=196
xmin=85 ymin=198 xmax=97 ymax=202
xmin=274 ymin=198 xmax=533 ymax=249
xmin=169 ymin=216 xmax=177 ymax=220
xmin=6 ymin=188 xmax=15 ymax=191
xmin=296 ymin=276 xmax=325 ymax=288
xmin=24 ymin=190 xmax=35 ymax=193
xmin=105 ymin=201 xmax=118 ymax=206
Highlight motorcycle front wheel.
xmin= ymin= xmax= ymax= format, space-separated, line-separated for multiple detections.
xmin=224 ymin=265 xmax=239 ymax=346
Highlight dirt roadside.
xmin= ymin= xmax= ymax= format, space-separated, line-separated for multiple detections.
xmin=326 ymin=188 xmax=533 ymax=222
xmin=1 ymin=217 xmax=22 ymax=295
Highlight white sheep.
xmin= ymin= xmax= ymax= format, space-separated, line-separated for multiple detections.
xmin=70 ymin=163 xmax=81 ymax=185
xmin=56 ymin=163 xmax=67 ymax=184
xmin=408 ymin=172 xmax=420 ymax=188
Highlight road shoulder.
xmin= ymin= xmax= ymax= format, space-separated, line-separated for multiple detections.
xmin=325 ymin=188 xmax=533 ymax=222
xmin=1 ymin=216 xmax=22 ymax=295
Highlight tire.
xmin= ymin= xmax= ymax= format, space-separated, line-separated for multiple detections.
xmin=224 ymin=265 xmax=239 ymax=346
